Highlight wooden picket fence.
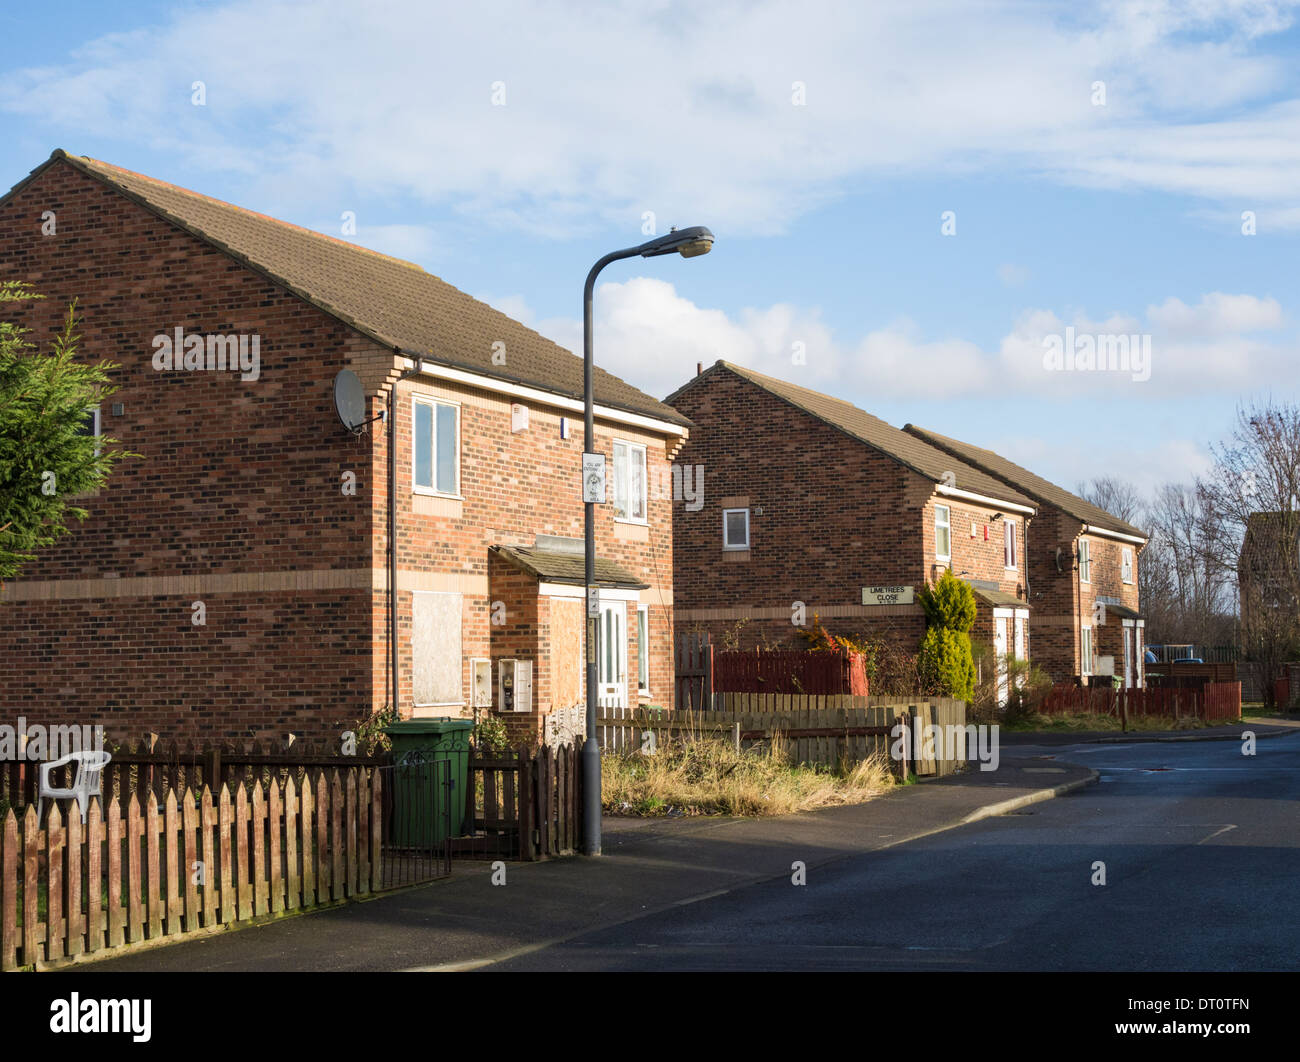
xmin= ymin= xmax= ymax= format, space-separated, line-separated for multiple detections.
xmin=454 ymin=744 xmax=582 ymax=861
xmin=1 ymin=766 xmax=386 ymax=971
xmin=1040 ymin=682 xmax=1242 ymax=724
xmin=596 ymin=697 xmax=969 ymax=778
xmin=1 ymin=738 xmax=389 ymax=813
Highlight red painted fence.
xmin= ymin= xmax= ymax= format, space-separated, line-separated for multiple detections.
xmin=1040 ymin=682 xmax=1241 ymax=723
xmin=712 ymin=650 xmax=868 ymax=696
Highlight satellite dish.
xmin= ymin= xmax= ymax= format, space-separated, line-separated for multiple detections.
xmin=333 ymin=369 xmax=367 ymax=433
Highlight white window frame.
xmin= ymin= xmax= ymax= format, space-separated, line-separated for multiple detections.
xmin=1121 ymin=547 xmax=1134 ymax=584
xmin=935 ymin=504 xmax=951 ymax=561
xmin=411 ymin=395 xmax=461 ymax=498
xmin=1078 ymin=538 xmax=1091 ymax=584
xmin=637 ymin=603 xmax=650 ymax=695
xmin=1004 ymin=518 xmax=1018 ymax=570
xmin=722 ymin=507 xmax=750 ymax=551
xmin=78 ymin=404 xmax=102 ymax=457
xmin=612 ymin=439 xmax=648 ymax=524
xmin=1081 ymin=625 xmax=1093 ymax=676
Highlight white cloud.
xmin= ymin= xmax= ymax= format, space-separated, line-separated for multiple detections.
xmin=1146 ymin=292 xmax=1284 ymax=335
xmin=4 ymin=0 xmax=1300 ymax=233
xmin=482 ymin=279 xmax=1297 ymax=402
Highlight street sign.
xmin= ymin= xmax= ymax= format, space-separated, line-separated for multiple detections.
xmin=862 ymin=585 xmax=915 ymax=606
xmin=587 ymin=586 xmax=601 ymax=617
xmin=582 ymin=452 xmax=606 ymax=504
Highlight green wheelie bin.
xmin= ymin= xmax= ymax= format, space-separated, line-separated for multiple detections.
xmin=383 ymin=719 xmax=474 ymax=846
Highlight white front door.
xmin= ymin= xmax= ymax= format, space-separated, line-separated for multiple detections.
xmin=598 ymin=601 xmax=627 ymax=708
xmin=994 ymin=617 xmax=1009 ymax=707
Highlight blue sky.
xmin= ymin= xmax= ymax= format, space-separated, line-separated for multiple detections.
xmin=3 ymin=0 xmax=1298 ymax=497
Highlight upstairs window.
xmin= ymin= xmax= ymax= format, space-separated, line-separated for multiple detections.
xmin=613 ymin=440 xmax=647 ymax=522
xmin=1004 ymin=519 xmax=1018 ymax=569
xmin=1122 ymin=547 xmax=1134 ymax=584
xmin=1078 ymin=539 xmax=1091 ymax=584
xmin=935 ymin=504 xmax=951 ymax=561
xmin=413 ymin=397 xmax=459 ymax=495
xmin=723 ymin=508 xmax=750 ymax=550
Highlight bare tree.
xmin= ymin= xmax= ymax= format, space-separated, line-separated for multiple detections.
xmin=1143 ymin=483 xmax=1235 ymax=648
xmin=1076 ymin=476 xmax=1144 ymax=526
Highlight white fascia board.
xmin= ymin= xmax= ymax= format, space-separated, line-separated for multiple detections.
xmin=1082 ymin=523 xmax=1148 ymax=546
xmin=936 ymin=483 xmax=1035 ymax=516
xmin=538 ymin=582 xmax=642 ymax=601
xmin=400 ymin=357 xmax=688 ymax=438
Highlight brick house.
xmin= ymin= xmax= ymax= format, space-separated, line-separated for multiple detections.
xmin=903 ymin=425 xmax=1147 ymax=687
xmin=0 ymin=150 xmax=688 ymax=746
xmin=1238 ymin=511 xmax=1300 ymax=632
xmin=665 ymin=362 xmax=1036 ymax=700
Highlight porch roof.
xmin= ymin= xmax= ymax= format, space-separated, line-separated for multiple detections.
xmin=490 ymin=545 xmax=649 ymax=589
xmin=968 ymin=585 xmax=1031 ymax=611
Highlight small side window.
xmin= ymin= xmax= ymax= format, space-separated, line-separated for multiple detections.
xmin=723 ymin=508 xmax=750 ymax=550
xmin=76 ymin=405 xmax=102 ymax=457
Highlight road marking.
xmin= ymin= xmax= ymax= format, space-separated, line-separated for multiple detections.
xmin=1197 ymin=825 xmax=1238 ymax=845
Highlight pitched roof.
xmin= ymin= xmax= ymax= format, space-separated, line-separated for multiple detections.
xmin=13 ymin=150 xmax=688 ymax=428
xmin=490 ymin=544 xmax=648 ymax=589
xmin=903 ymin=424 xmax=1146 ymax=540
xmin=667 ymin=361 xmax=1034 ymax=508
xmin=1239 ymin=511 xmax=1300 ymax=564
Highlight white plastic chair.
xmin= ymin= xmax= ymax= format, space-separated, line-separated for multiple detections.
xmin=37 ymin=750 xmax=112 ymax=824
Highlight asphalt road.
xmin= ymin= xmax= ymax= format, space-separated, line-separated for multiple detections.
xmin=489 ymin=732 xmax=1300 ymax=971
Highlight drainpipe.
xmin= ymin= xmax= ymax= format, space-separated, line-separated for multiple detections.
xmin=388 ymin=360 xmax=424 ymax=716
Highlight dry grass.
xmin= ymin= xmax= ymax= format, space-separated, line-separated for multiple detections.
xmin=602 ymin=734 xmax=894 ymax=817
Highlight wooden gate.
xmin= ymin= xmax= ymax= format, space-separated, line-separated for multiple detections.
xmin=454 ymin=744 xmax=582 ymax=861
xmin=676 ymin=632 xmax=714 ymax=711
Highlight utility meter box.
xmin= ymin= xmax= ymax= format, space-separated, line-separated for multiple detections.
xmin=498 ymin=659 xmax=533 ymax=713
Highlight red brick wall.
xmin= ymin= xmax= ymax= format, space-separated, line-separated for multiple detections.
xmin=0 ymin=159 xmax=381 ymax=744
xmin=667 ymin=369 xmax=1027 ymax=675
xmin=1024 ymin=506 xmax=1081 ymax=681
xmin=0 ymin=158 xmax=680 ymax=747
xmin=383 ymin=374 xmax=679 ymax=729
xmin=1078 ymin=531 xmax=1142 ymax=683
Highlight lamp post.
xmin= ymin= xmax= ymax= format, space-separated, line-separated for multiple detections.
xmin=581 ymin=225 xmax=714 ymax=856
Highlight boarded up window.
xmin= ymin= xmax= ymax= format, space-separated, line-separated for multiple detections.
xmin=412 ymin=591 xmax=463 ymax=705
xmin=548 ymin=597 xmax=585 ymax=710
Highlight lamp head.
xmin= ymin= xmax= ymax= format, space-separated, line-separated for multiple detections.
xmin=639 ymin=225 xmax=714 ymax=259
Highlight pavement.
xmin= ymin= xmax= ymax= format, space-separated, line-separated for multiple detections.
xmin=69 ymin=755 xmax=1096 ymax=972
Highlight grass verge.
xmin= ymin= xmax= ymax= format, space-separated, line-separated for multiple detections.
xmin=601 ymin=735 xmax=894 ymax=817
xmin=1004 ymin=712 xmax=1238 ymax=732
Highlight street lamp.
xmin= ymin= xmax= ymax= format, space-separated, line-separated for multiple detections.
xmin=581 ymin=225 xmax=714 ymax=856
